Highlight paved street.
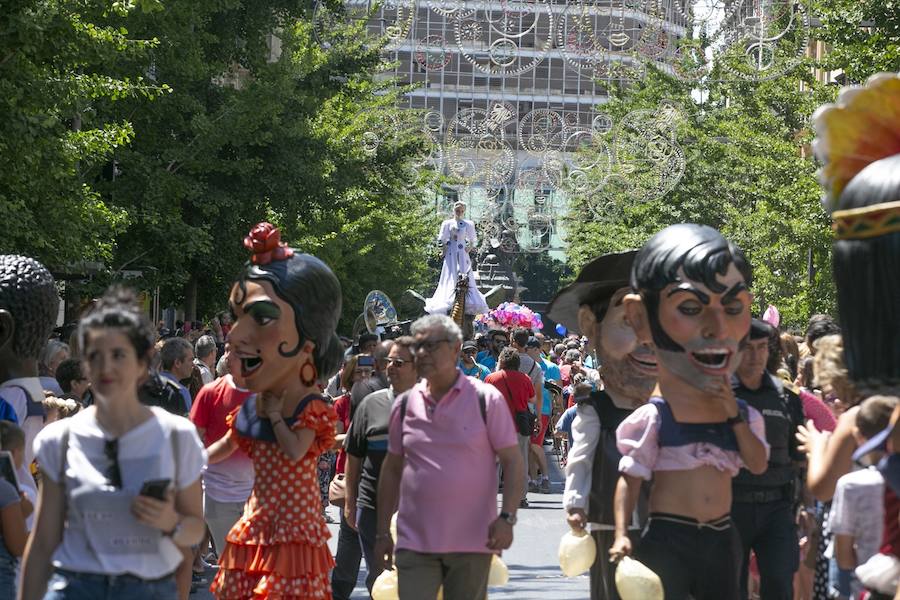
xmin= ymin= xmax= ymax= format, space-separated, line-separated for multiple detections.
xmin=192 ymin=445 xmax=588 ymax=599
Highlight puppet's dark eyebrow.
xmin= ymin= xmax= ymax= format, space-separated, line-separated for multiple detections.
xmin=722 ymin=282 xmax=749 ymax=303
xmin=244 ymin=300 xmax=281 ymax=319
xmin=666 ymin=283 xmax=710 ymax=304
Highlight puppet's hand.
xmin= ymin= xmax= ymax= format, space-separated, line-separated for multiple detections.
xmin=566 ymin=508 xmax=587 ymax=531
xmin=259 ymin=390 xmax=286 ymax=419
xmin=609 ymin=535 xmax=632 ymax=562
xmin=716 ymin=376 xmax=739 ymax=418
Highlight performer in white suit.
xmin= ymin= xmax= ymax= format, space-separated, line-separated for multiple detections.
xmin=425 ymin=201 xmax=489 ymax=316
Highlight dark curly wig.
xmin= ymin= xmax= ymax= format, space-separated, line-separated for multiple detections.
xmin=0 ymin=255 xmax=59 ymax=359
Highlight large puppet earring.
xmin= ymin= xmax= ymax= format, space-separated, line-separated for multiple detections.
xmin=300 ymin=359 xmax=318 ymax=387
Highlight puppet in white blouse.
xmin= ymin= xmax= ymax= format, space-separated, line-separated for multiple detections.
xmin=425 ymin=201 xmax=489 ymax=316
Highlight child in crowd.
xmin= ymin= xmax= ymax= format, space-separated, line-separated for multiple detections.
xmin=829 ymin=396 xmax=898 ymax=598
xmin=0 ymin=420 xmax=34 ymax=597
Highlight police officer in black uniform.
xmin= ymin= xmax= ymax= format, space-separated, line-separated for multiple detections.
xmin=731 ymin=318 xmax=806 ymax=600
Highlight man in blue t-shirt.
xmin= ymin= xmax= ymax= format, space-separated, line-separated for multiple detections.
xmin=459 ymin=341 xmax=491 ymax=380
xmin=476 ymin=329 xmax=508 ymax=372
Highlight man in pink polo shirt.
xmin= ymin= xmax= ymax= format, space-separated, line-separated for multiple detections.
xmin=375 ymin=314 xmax=524 ymax=600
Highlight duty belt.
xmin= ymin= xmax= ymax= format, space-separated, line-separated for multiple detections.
xmin=732 ymin=487 xmax=788 ymax=504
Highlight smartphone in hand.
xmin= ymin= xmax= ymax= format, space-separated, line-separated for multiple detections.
xmin=139 ymin=478 xmax=171 ymax=501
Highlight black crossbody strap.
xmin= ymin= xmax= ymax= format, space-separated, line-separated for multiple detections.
xmin=169 ymin=417 xmax=179 ymax=488
xmin=476 ymin=387 xmax=486 ymax=424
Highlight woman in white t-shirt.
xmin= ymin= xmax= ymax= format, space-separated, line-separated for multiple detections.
xmin=19 ymin=287 xmax=207 ymax=600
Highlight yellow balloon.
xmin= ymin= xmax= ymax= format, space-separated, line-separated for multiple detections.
xmin=372 ymin=568 xmax=400 ymax=600
xmin=488 ymin=555 xmax=509 ymax=586
xmin=615 ymin=556 xmax=664 ymax=600
xmin=558 ymin=530 xmax=596 ymax=577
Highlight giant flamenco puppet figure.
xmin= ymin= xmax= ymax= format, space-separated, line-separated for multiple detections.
xmin=607 ymin=224 xmax=770 ymax=600
xmin=424 ymin=201 xmax=489 ymax=329
xmin=548 ymin=250 xmax=658 ymax=600
xmin=209 ymin=223 xmax=343 ymax=599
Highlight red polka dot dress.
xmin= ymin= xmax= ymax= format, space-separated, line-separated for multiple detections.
xmin=211 ymin=398 xmax=337 ymax=599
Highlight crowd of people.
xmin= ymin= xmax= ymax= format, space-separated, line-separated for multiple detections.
xmin=0 ymin=216 xmax=895 ymax=600
xmin=0 ymin=77 xmax=897 ymax=600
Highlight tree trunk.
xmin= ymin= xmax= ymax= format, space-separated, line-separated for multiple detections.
xmin=184 ymin=276 xmax=197 ymax=322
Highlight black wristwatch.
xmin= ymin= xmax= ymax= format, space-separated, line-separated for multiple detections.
xmin=499 ymin=511 xmax=517 ymax=526
xmin=725 ymin=412 xmax=745 ymax=427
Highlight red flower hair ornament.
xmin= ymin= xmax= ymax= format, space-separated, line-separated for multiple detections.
xmin=243 ymin=222 xmax=295 ymax=266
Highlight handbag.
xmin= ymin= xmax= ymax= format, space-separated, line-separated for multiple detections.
xmin=328 ymin=473 xmax=346 ymax=507
xmin=502 ymin=376 xmax=537 ymax=437
xmin=515 ymin=411 xmax=537 ymax=437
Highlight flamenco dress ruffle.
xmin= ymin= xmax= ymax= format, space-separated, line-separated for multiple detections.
xmin=211 ymin=400 xmax=337 ymax=599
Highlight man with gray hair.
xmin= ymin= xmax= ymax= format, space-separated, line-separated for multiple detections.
xmin=159 ymin=336 xmax=194 ymax=413
xmin=375 ymin=315 xmax=524 ymax=600
xmin=194 ymin=334 xmax=218 ymax=385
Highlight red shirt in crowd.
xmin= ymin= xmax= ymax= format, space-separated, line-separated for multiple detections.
xmin=190 ymin=375 xmax=253 ymax=446
xmin=485 ymin=369 xmax=534 ymax=427
xmin=334 ymin=393 xmax=351 ymax=474
xmin=189 ymin=374 xmax=255 ymax=503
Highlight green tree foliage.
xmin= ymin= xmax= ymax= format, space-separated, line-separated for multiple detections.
xmin=0 ymin=0 xmax=166 ymax=265
xmin=566 ymin=67 xmax=836 ymax=328
xmin=516 ymin=252 xmax=572 ymax=303
xmin=83 ymin=1 xmax=435 ymax=326
xmin=813 ymin=0 xmax=900 ymax=82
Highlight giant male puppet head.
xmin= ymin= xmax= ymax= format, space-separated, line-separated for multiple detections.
xmin=814 ymin=73 xmax=900 ymax=397
xmin=623 ymin=224 xmax=753 ymax=395
xmin=0 ymin=255 xmax=59 ymax=382
xmin=548 ymin=250 xmax=656 ymax=408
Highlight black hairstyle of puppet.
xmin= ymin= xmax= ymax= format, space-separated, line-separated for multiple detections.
xmin=831 ymin=154 xmax=900 ymax=395
xmin=234 ymin=223 xmax=345 ymax=382
xmin=630 ymin=223 xmax=753 ymax=353
xmin=0 ymin=255 xmax=59 ymax=360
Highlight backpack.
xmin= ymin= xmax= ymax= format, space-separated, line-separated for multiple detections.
xmin=0 ymin=383 xmax=45 ymax=421
xmin=138 ymin=372 xmax=188 ymax=417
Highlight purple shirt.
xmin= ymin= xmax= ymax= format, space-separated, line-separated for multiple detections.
xmin=388 ymin=371 xmax=517 ymax=554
